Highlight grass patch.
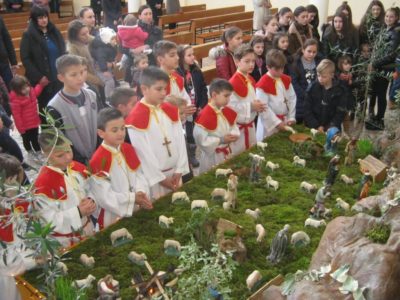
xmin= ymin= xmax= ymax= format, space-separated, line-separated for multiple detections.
xmin=23 ymin=126 xmax=382 ymax=299
xmin=365 ymin=223 xmax=391 ymax=244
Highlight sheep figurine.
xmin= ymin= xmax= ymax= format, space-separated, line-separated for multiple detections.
xmin=323 ymin=208 xmax=332 ymax=219
xmin=72 ymin=274 xmax=96 ymax=289
xmin=246 ymin=270 xmax=262 ymax=290
xmin=300 ymin=181 xmax=317 ymax=193
xmin=266 ymin=176 xmax=279 ymax=191
xmin=164 ymin=239 xmax=181 ymax=252
xmin=191 ymin=200 xmax=209 ymax=211
xmin=293 ymin=156 xmax=306 ymax=167
xmin=340 ymin=174 xmax=354 ymax=185
xmin=222 ymin=201 xmax=231 ymax=211
xmin=171 ymin=191 xmax=190 ymax=204
xmin=56 ymin=261 xmax=68 ymax=275
xmin=310 ymin=128 xmax=319 ymax=139
xmin=215 ymin=168 xmax=233 ymax=178
xmin=128 ymin=251 xmax=147 ymax=265
xmin=255 ymin=224 xmax=266 ymax=243
xmin=290 ymin=231 xmax=310 ymax=247
xmin=266 ymin=161 xmax=280 ymax=171
xmin=336 ymin=197 xmax=350 ymax=211
xmin=159 ymin=215 xmax=174 ymax=228
xmin=284 ymin=125 xmax=296 ymax=134
xmin=256 ymin=141 xmax=268 ymax=151
xmin=110 ymin=228 xmax=133 ymax=246
xmin=79 ymin=254 xmax=95 ymax=268
xmin=245 ymin=208 xmax=261 ymax=220
xmin=304 ymin=218 xmax=326 ymax=228
xmin=211 ymin=188 xmax=227 ymax=201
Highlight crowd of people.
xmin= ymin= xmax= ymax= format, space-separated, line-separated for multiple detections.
xmin=0 ymin=1 xmax=399 ymax=293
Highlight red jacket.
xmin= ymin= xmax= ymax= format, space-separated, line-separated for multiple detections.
xmin=213 ymin=46 xmax=237 ymax=80
xmin=9 ymin=84 xmax=43 ymax=134
xmin=117 ymin=25 xmax=148 ymax=49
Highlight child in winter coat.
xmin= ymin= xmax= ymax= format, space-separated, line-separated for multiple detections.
xmin=250 ymin=35 xmax=267 ymax=82
xmin=272 ymin=32 xmax=292 ymax=75
xmin=131 ymin=52 xmax=149 ymax=99
xmin=9 ymin=75 xmax=44 ymax=153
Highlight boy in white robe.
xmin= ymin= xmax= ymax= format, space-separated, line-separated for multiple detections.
xmin=256 ymin=49 xmax=297 ymax=140
xmin=34 ymin=129 xmax=97 ymax=247
xmin=89 ymin=108 xmax=153 ymax=229
xmin=194 ymin=79 xmax=240 ymax=174
xmin=126 ymin=67 xmax=190 ymax=201
xmin=229 ymin=44 xmax=267 ymax=155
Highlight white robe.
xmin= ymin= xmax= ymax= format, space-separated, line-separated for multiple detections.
xmin=230 ymin=81 xmax=257 ymax=155
xmin=35 ymin=166 xmax=94 ymax=247
xmin=89 ymin=143 xmax=149 ymax=229
xmin=194 ymin=106 xmax=240 ymax=174
xmin=256 ymin=80 xmax=297 ymax=140
xmin=128 ymin=101 xmax=189 ymax=200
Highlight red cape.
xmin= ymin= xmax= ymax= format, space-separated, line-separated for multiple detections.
xmin=195 ymin=104 xmax=237 ymax=131
xmin=125 ymin=101 xmax=179 ymax=130
xmin=166 ymin=71 xmax=185 ymax=95
xmin=256 ymin=73 xmax=291 ymax=95
xmin=0 ymin=199 xmax=30 ymax=242
xmin=90 ymin=143 xmax=141 ymax=176
xmin=229 ymin=72 xmax=256 ymax=98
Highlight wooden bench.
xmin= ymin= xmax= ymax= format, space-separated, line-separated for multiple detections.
xmin=158 ymin=5 xmax=245 ymax=30
xmin=59 ymin=0 xmax=74 ymax=17
xmin=191 ymin=11 xmax=253 ymax=44
xmin=225 ymin=19 xmax=253 ymax=35
xmin=10 ymin=22 xmax=70 ymax=39
xmin=8 ymin=16 xmax=75 ymax=30
xmin=164 ymin=32 xmax=193 ymax=45
xmin=4 ymin=13 xmax=59 ymax=25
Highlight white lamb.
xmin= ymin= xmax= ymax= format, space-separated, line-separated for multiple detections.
xmin=56 ymin=262 xmax=68 ymax=275
xmin=266 ymin=161 xmax=280 ymax=171
xmin=293 ymin=156 xmax=306 ymax=167
xmin=164 ymin=239 xmax=181 ymax=252
xmin=255 ymin=224 xmax=266 ymax=243
xmin=310 ymin=128 xmax=319 ymax=138
xmin=79 ymin=254 xmax=95 ymax=268
xmin=171 ymin=191 xmax=190 ymax=203
xmin=245 ymin=208 xmax=261 ymax=220
xmin=215 ymin=168 xmax=233 ymax=178
xmin=304 ymin=218 xmax=326 ymax=228
xmin=266 ymin=176 xmax=279 ymax=191
xmin=246 ymin=270 xmax=262 ymax=290
xmin=211 ymin=188 xmax=227 ymax=200
xmin=159 ymin=215 xmax=174 ymax=228
xmin=110 ymin=228 xmax=133 ymax=245
xmin=300 ymin=181 xmax=317 ymax=193
xmin=256 ymin=141 xmax=268 ymax=151
xmin=128 ymin=251 xmax=146 ymax=264
xmin=72 ymin=274 xmax=96 ymax=289
xmin=336 ymin=197 xmax=350 ymax=211
xmin=191 ymin=200 xmax=209 ymax=211
xmin=340 ymin=174 xmax=354 ymax=185
xmin=222 ymin=201 xmax=231 ymax=211
xmin=290 ymin=231 xmax=311 ymax=246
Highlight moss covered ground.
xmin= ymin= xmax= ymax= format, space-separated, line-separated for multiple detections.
xmin=23 ymin=126 xmax=382 ymax=299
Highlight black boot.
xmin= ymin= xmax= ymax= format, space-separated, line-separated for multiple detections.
xmin=188 ymin=143 xmax=200 ymax=168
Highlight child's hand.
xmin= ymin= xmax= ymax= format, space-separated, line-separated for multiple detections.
xmin=286 ymin=120 xmax=295 ymax=126
xmin=184 ymin=105 xmax=197 ymax=116
xmin=160 ymin=176 xmax=175 ymax=190
xmin=252 ymin=100 xmax=267 ymax=112
xmin=172 ymin=173 xmax=182 ymax=189
xmin=78 ymin=198 xmax=97 ymax=216
xmin=135 ymin=192 xmax=153 ymax=210
xmin=223 ymin=134 xmax=239 ymax=143
xmin=277 ymin=122 xmax=286 ymax=130
xmin=39 ymin=76 xmax=50 ymax=87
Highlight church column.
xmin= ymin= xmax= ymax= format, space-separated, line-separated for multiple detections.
xmin=127 ymin=0 xmax=141 ymax=13
xmin=309 ymin=0 xmax=329 ymax=27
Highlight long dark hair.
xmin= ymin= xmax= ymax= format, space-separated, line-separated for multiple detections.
xmin=221 ymin=26 xmax=242 ymax=46
xmin=67 ymin=20 xmax=87 ymax=44
xmin=306 ymin=4 xmax=319 ymax=28
xmin=360 ymin=0 xmax=385 ymax=27
xmin=177 ymin=44 xmax=200 ymax=72
xmin=335 ymin=1 xmax=354 ymax=27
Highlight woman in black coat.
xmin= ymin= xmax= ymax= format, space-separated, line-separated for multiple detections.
xmin=101 ymin=0 xmax=121 ymax=30
xmin=146 ymin=0 xmax=163 ymax=26
xmin=20 ymin=6 xmax=65 ymax=119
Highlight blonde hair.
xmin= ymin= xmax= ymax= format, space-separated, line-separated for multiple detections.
xmin=316 ymin=59 xmax=335 ymax=74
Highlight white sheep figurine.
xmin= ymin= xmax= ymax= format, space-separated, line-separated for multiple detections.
xmin=284 ymin=125 xmax=296 ymax=134
xmin=323 ymin=208 xmax=332 ymax=219
xmin=310 ymin=128 xmax=319 ymax=138
xmin=211 ymin=188 xmax=227 ymax=200
xmin=293 ymin=156 xmax=306 ymax=167
xmin=304 ymin=218 xmax=326 ymax=228
xmin=290 ymin=231 xmax=311 ymax=247
xmin=266 ymin=161 xmax=280 ymax=171
xmin=56 ymin=261 xmax=68 ymax=275
xmin=110 ymin=228 xmax=133 ymax=246
xmin=159 ymin=215 xmax=174 ymax=228
xmin=336 ymin=197 xmax=350 ymax=211
xmin=72 ymin=274 xmax=96 ymax=289
xmin=255 ymin=224 xmax=266 ymax=243
xmin=128 ymin=251 xmax=147 ymax=264
xmin=215 ymin=168 xmax=233 ymax=178
xmin=222 ymin=201 xmax=231 ymax=211
xmin=245 ymin=208 xmax=261 ymax=220
xmin=246 ymin=270 xmax=262 ymax=290
xmin=300 ymin=181 xmax=317 ymax=193
xmin=171 ymin=191 xmax=190 ymax=203
xmin=164 ymin=239 xmax=181 ymax=252
xmin=79 ymin=254 xmax=95 ymax=268
xmin=191 ymin=200 xmax=209 ymax=211
xmin=340 ymin=174 xmax=354 ymax=185
xmin=266 ymin=176 xmax=279 ymax=191
xmin=256 ymin=141 xmax=268 ymax=151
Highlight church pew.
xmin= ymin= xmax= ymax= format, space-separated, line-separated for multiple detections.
xmin=123 ymin=4 xmax=206 ymax=15
xmin=8 ymin=16 xmax=75 ymax=30
xmin=4 ymin=13 xmax=59 ymax=25
xmin=164 ymin=31 xmax=193 ymax=45
xmin=225 ymin=19 xmax=253 ymax=35
xmin=191 ymin=11 xmax=253 ymax=44
xmin=9 ymin=22 xmax=70 ymax=39
xmin=158 ymin=5 xmax=245 ymax=31
xmin=59 ymin=0 xmax=75 ymax=17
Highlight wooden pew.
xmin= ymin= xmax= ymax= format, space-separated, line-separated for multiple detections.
xmin=225 ymin=19 xmax=253 ymax=35
xmin=59 ymin=0 xmax=74 ymax=17
xmin=158 ymin=5 xmax=245 ymax=30
xmin=8 ymin=16 xmax=75 ymax=30
xmin=191 ymin=11 xmax=253 ymax=44
xmin=9 ymin=22 xmax=70 ymax=39
xmin=4 ymin=13 xmax=59 ymax=25
xmin=164 ymin=32 xmax=193 ymax=45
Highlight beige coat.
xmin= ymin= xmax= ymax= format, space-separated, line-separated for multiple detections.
xmin=253 ymin=0 xmax=271 ymax=31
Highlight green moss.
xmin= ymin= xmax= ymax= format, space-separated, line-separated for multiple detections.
xmin=365 ymin=223 xmax=391 ymax=244
xmin=358 ymin=139 xmax=374 ymax=158
xmin=23 ymin=125 xmax=383 ymax=299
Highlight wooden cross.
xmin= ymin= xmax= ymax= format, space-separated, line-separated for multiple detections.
xmin=162 ymin=136 xmax=172 ymax=157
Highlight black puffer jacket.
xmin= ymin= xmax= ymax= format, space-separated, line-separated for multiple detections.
xmin=304 ymin=79 xmax=348 ymax=129
xmin=0 ymin=17 xmax=17 ymax=65
xmin=89 ymin=37 xmax=117 ymax=72
xmin=20 ymin=20 xmax=65 ymax=85
xmin=372 ymin=23 xmax=400 ymax=71
xmin=177 ymin=65 xmax=208 ymax=109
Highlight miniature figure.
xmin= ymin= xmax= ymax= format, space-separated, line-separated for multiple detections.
xmin=267 ymin=224 xmax=290 ymax=264
xmin=324 ymin=127 xmax=341 ymax=157
xmin=249 ymin=153 xmax=265 ymax=182
xmin=358 ymin=171 xmax=373 ymax=200
xmin=226 ymin=174 xmax=238 ymax=209
xmin=344 ymin=137 xmax=358 ymax=165
xmin=384 ymin=163 xmax=398 ymax=186
xmin=97 ymin=274 xmax=120 ymax=300
xmin=310 ymin=185 xmax=331 ymax=219
xmin=324 ymin=155 xmax=340 ymax=186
